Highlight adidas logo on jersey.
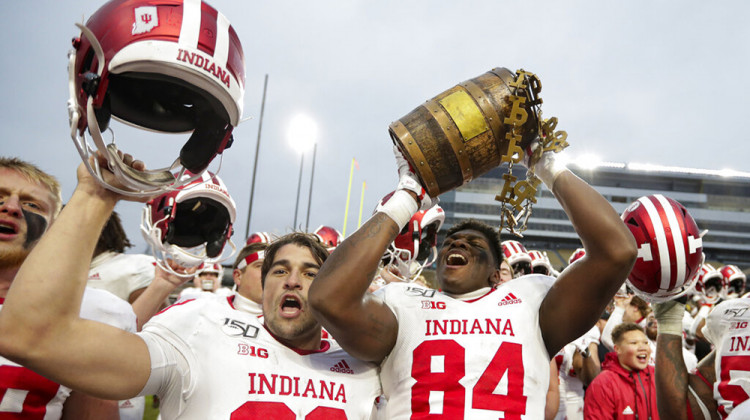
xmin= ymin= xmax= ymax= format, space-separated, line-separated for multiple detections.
xmin=88 ymin=273 xmax=100 ymax=280
xmin=330 ymin=360 xmax=354 ymax=374
xmin=622 ymin=405 xmax=634 ymax=415
xmin=498 ymin=293 xmax=522 ymax=306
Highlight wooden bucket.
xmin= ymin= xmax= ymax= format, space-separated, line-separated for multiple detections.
xmin=389 ymin=67 xmax=542 ymax=197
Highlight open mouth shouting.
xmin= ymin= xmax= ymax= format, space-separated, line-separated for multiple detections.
xmin=279 ymin=293 xmax=303 ymax=318
xmin=445 ymin=250 xmax=469 ymax=268
xmin=0 ymin=220 xmax=19 ymax=240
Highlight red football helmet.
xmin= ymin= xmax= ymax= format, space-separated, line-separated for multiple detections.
xmin=695 ymin=263 xmax=725 ymax=304
xmin=720 ymin=265 xmax=747 ymax=299
xmin=68 ymin=0 xmax=245 ymax=197
xmin=568 ymin=248 xmax=586 ymax=265
xmin=621 ymin=194 xmax=704 ymax=303
xmin=528 ymin=250 xmax=555 ymax=276
xmin=314 ymin=225 xmax=343 ymax=252
xmin=383 ymin=206 xmax=445 ymax=281
xmin=141 ymin=170 xmax=236 ymax=275
xmin=246 ymin=231 xmax=273 ymax=245
xmin=501 ymin=240 xmax=532 ymax=277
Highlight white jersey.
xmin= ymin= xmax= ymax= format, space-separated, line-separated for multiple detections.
xmin=138 ymin=294 xmax=381 ymax=419
xmin=177 ymin=286 xmax=234 ymax=303
xmin=554 ymin=343 xmax=584 ymax=420
xmin=88 ymin=251 xmax=155 ymax=301
xmin=702 ymin=297 xmax=750 ymax=419
xmin=376 ymin=275 xmax=555 ymax=419
xmin=0 ymin=288 xmax=136 ymax=420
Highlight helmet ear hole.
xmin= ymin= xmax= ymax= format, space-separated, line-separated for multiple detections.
xmin=626 ymin=218 xmax=639 ymax=227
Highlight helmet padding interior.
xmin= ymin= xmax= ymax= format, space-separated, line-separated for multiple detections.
xmin=166 ymin=197 xmax=231 ymax=258
xmin=103 ymin=72 xmax=232 ymax=173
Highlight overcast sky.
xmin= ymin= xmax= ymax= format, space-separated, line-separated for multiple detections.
xmin=2 ymin=1 xmax=749 ymax=253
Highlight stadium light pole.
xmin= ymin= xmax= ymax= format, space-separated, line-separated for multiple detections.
xmin=288 ymin=114 xmax=318 ymax=230
xmin=305 ymin=142 xmax=317 ymax=232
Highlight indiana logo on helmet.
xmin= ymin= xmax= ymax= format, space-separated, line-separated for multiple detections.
xmin=621 ymin=194 xmax=704 ymax=303
xmin=67 ymin=0 xmax=245 ymax=197
xmin=141 ymin=171 xmax=237 ymax=277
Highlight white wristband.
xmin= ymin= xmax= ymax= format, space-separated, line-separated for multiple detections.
xmin=533 ymin=152 xmax=568 ymax=190
xmin=377 ymin=190 xmax=419 ymax=231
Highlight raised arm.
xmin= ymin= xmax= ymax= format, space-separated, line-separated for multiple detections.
xmin=654 ymin=300 xmax=718 ymax=420
xmin=310 ymin=147 xmax=434 ymax=363
xmin=536 ymin=152 xmax=637 ymax=355
xmin=0 ymin=156 xmax=153 ymax=400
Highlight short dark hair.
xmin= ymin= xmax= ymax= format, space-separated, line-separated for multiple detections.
xmin=260 ymin=232 xmax=329 ymax=286
xmin=445 ymin=219 xmax=502 ymax=268
xmin=612 ymin=322 xmax=645 ymax=345
xmin=233 ymin=242 xmax=269 ymax=270
xmin=95 ymin=211 xmax=132 ymax=255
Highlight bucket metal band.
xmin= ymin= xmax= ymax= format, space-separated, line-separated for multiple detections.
xmin=425 ymin=96 xmax=473 ymax=184
xmin=389 ymin=120 xmax=439 ymax=194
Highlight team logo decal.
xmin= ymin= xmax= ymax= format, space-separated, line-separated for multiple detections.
xmin=132 ymin=6 xmax=159 ymax=35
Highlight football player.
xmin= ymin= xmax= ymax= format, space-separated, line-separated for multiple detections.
xmin=0 ymin=154 xmax=382 ymax=418
xmin=309 ymin=143 xmax=637 ymax=418
xmin=0 ymin=157 xmax=135 ymax=419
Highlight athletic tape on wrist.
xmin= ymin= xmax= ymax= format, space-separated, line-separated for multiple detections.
xmin=655 ymin=302 xmax=685 ymax=336
xmin=534 ymin=153 xmax=567 ymax=189
xmin=377 ymin=190 xmax=419 ymax=230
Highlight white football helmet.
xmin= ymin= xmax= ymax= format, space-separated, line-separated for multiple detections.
xmin=720 ymin=265 xmax=747 ymax=299
xmin=141 ymin=171 xmax=237 ymax=277
xmin=501 ymin=240 xmax=532 ymax=277
xmin=528 ymin=250 xmax=556 ymax=277
xmin=383 ymin=206 xmax=445 ymax=281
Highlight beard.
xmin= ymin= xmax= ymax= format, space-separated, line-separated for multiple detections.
xmin=0 ymin=243 xmax=31 ymax=269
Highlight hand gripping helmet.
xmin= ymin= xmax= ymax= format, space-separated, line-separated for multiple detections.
xmin=528 ymin=250 xmax=555 ymax=276
xmin=621 ymin=194 xmax=704 ymax=303
xmin=383 ymin=206 xmax=445 ymax=281
xmin=720 ymin=265 xmax=747 ymax=299
xmin=501 ymin=240 xmax=532 ymax=277
xmin=695 ymin=263 xmax=725 ymax=304
xmin=141 ymin=170 xmax=237 ymax=275
xmin=246 ymin=231 xmax=273 ymax=246
xmin=314 ymin=225 xmax=344 ymax=252
xmin=68 ymin=0 xmax=245 ymax=197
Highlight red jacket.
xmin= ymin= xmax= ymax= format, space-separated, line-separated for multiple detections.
xmin=584 ymin=352 xmax=659 ymax=420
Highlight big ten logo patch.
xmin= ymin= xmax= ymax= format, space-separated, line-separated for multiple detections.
xmin=237 ymin=343 xmax=269 ymax=358
xmin=421 ymin=301 xmax=446 ymax=310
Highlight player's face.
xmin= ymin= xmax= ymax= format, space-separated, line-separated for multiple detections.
xmin=0 ymin=169 xmax=56 ymax=269
xmin=623 ymin=302 xmax=643 ymax=323
xmin=235 ymin=258 xmax=264 ymax=303
xmin=196 ymin=272 xmax=219 ymax=291
xmin=262 ymin=244 xmax=321 ymax=347
xmin=615 ymin=330 xmax=650 ymax=371
xmin=437 ymin=229 xmax=497 ymax=294
xmin=497 ymin=260 xmax=513 ymax=285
